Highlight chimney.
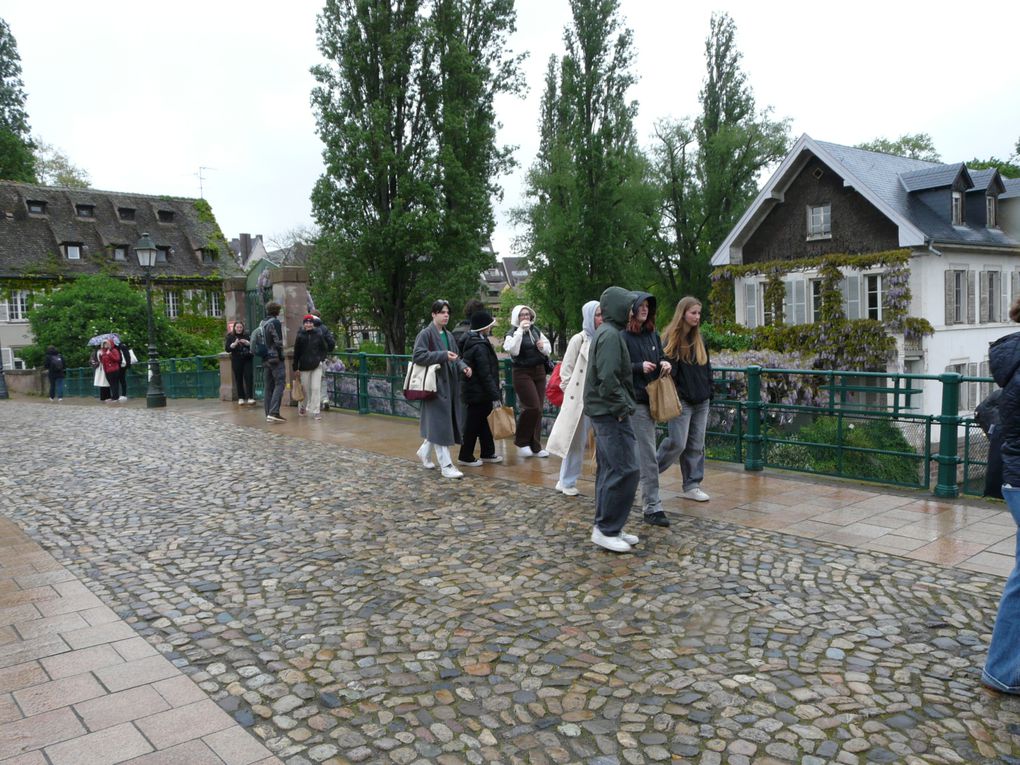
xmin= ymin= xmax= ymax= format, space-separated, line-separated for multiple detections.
xmin=240 ymin=233 xmax=252 ymax=259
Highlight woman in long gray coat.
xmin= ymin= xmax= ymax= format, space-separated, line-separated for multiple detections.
xmin=413 ymin=299 xmax=473 ymax=479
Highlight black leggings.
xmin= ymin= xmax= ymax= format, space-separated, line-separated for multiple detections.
xmin=232 ymin=356 xmax=254 ymax=400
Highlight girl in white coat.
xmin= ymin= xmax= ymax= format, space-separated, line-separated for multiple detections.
xmin=547 ymin=300 xmax=601 ymax=495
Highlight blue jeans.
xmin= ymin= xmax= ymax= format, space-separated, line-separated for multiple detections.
xmin=590 ymin=415 xmax=639 ymax=536
xmin=657 ymin=399 xmax=709 ymax=491
xmin=558 ymin=415 xmax=590 ymax=489
xmin=983 ymin=486 xmax=1020 ymax=693
xmin=264 ymin=360 xmax=285 ymax=417
xmin=49 ymin=377 xmax=64 ymax=399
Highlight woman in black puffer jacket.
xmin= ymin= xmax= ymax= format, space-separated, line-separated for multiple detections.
xmin=458 ymin=311 xmax=503 ymax=467
xmin=982 ymin=296 xmax=1020 ymax=694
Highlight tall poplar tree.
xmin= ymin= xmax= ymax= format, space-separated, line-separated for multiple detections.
xmin=516 ymin=0 xmax=657 ymax=347
xmin=0 ymin=17 xmax=35 ymax=182
xmin=649 ymin=13 xmax=789 ymax=313
xmin=310 ymin=0 xmax=521 ymax=355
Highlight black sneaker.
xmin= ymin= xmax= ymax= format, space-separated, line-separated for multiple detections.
xmin=267 ymin=413 xmax=286 ymax=423
xmin=643 ymin=511 xmax=670 ymax=527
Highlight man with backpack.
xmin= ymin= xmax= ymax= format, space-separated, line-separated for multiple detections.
xmin=259 ymin=302 xmax=286 ymax=423
xmin=43 ymin=346 xmax=66 ymax=401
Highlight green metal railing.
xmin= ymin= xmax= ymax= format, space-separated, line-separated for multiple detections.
xmin=63 ymin=355 xmax=221 ymax=399
xmin=322 ymin=353 xmax=995 ymax=498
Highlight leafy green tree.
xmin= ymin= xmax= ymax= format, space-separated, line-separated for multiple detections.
xmin=0 ymin=17 xmax=34 ymax=182
xmin=310 ymin=0 xmax=522 ymax=355
xmin=516 ymin=0 xmax=658 ymax=347
xmin=32 ymin=139 xmax=90 ymax=187
xmin=856 ymin=133 xmax=941 ymax=162
xmin=968 ymin=136 xmax=1020 ymax=178
xmin=648 ymin=13 xmax=788 ymax=313
xmin=23 ymin=275 xmax=217 ymax=368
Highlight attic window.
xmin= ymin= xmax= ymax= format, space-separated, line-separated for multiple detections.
xmin=26 ymin=200 xmax=47 ymax=215
xmin=156 ymin=246 xmax=170 ymax=263
xmin=157 ymin=210 xmax=175 ymax=223
xmin=952 ymin=192 xmax=964 ymax=225
xmin=987 ymin=195 xmax=998 ymax=228
xmin=75 ymin=204 xmax=95 ymax=219
xmin=118 ymin=207 xmax=135 ymax=221
xmin=200 ymin=249 xmax=216 ymax=265
xmin=806 ymin=204 xmax=831 ymax=240
xmin=113 ymin=246 xmax=127 ymax=262
xmin=63 ymin=243 xmax=82 ymax=260
xmin=812 ymin=168 xmax=824 ymax=180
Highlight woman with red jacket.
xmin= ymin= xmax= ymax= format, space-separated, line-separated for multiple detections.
xmin=98 ymin=339 xmax=122 ymax=402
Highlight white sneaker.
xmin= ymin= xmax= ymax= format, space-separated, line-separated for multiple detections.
xmin=480 ymin=456 xmax=503 ymax=463
xmin=555 ymin=482 xmax=579 ymax=496
xmin=681 ymin=487 xmax=711 ymax=502
xmin=247 ymin=399 xmax=257 ymax=405
xmin=458 ymin=459 xmax=483 ymax=467
xmin=416 ymin=442 xmax=436 ymax=470
xmin=120 ymin=396 xmax=128 ymax=401
xmin=441 ymin=465 xmax=464 ymax=479
xmin=518 ymin=446 xmax=535 ymax=458
xmin=237 ymin=399 xmax=244 ymax=405
xmin=591 ymin=527 xmax=632 ymax=553
xmin=535 ymin=449 xmax=550 ymax=458
xmin=620 ymin=532 xmax=640 ymax=546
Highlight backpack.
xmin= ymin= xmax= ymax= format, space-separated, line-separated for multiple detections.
xmin=545 ymin=362 xmax=564 ymax=407
xmin=50 ymin=354 xmax=65 ymax=373
xmin=251 ymin=319 xmax=270 ymax=360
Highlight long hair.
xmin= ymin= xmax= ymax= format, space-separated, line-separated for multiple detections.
xmin=627 ymin=299 xmax=655 ymax=334
xmin=662 ymin=297 xmax=707 ymax=365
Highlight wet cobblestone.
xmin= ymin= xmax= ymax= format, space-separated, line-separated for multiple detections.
xmin=2 ymin=404 xmax=1020 ymax=763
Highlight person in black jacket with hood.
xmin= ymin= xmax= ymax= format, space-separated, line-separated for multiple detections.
xmin=293 ymin=314 xmax=330 ymax=419
xmin=43 ymin=346 xmax=66 ymax=401
xmin=622 ymin=292 xmax=672 ymax=528
xmin=982 ymin=297 xmax=1020 ymax=693
xmin=457 ymin=311 xmax=503 ymax=466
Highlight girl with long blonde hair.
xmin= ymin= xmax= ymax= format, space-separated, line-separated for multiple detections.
xmin=656 ymin=297 xmax=713 ymax=502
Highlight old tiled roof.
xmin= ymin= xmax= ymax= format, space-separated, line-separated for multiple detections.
xmin=1001 ymin=178 xmax=1020 ymax=200
xmin=0 ymin=181 xmax=240 ymax=280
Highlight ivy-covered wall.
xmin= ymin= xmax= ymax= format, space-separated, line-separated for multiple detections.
xmin=709 ymin=249 xmax=934 ymax=371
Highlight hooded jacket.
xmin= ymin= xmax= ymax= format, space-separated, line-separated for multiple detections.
xmin=584 ymin=287 xmax=636 ymax=420
xmin=503 ymin=304 xmax=552 ymax=368
xmin=460 ymin=331 xmax=501 ymax=404
xmin=622 ymin=291 xmax=664 ymax=405
xmin=990 ymin=330 xmax=1020 ymax=486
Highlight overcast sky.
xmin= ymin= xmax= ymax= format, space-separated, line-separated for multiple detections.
xmin=5 ymin=1 xmax=1020 ymax=260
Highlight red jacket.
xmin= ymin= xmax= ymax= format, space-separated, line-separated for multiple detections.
xmin=99 ymin=347 xmax=121 ymax=374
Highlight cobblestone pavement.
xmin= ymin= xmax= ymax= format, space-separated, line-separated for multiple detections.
xmin=3 ymin=403 xmax=1020 ymax=764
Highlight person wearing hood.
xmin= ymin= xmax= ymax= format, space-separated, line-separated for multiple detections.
xmin=503 ymin=304 xmax=553 ymax=458
xmin=457 ymin=310 xmax=504 ymax=467
xmin=583 ymin=286 xmax=642 ymax=553
xmin=43 ymin=346 xmax=66 ymax=401
xmin=982 ymin=296 xmax=1020 ymax=694
xmin=547 ymin=300 xmax=602 ymax=496
xmin=413 ymin=300 xmax=473 ymax=479
xmin=622 ymin=292 xmax=672 ymax=528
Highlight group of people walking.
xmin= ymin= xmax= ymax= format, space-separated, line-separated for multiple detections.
xmin=410 ymin=290 xmax=712 ymax=554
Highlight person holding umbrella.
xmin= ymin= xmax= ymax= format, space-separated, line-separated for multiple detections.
xmin=97 ymin=339 xmax=122 ymax=402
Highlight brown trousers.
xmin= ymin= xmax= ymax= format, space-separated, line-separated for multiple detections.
xmin=512 ymin=365 xmax=546 ymax=451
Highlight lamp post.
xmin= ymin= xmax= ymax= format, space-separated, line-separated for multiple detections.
xmin=134 ymin=233 xmax=166 ymax=408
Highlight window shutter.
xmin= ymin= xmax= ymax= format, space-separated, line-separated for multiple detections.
xmin=981 ymin=360 xmax=992 ymax=401
xmin=0 ymin=347 xmax=11 ymax=368
xmin=744 ymin=281 xmax=757 ymax=328
xmin=967 ymin=362 xmax=979 ymax=411
xmin=794 ymin=279 xmax=806 ymax=325
xmin=842 ymin=275 xmax=861 ymax=320
xmin=979 ymin=272 xmax=989 ymax=323
xmin=967 ymin=271 xmax=976 ymax=324
xmin=1012 ymin=271 xmax=1020 ymax=310
xmin=0 ymin=301 xmax=8 ymax=322
xmin=944 ymin=271 xmax=955 ymax=325
xmin=1005 ymin=272 xmax=1014 ymax=322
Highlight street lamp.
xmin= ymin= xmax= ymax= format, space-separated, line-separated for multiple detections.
xmin=134 ymin=233 xmax=167 ymax=408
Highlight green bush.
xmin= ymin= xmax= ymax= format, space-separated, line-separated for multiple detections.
xmin=701 ymin=321 xmax=753 ymax=352
xmin=772 ymin=416 xmax=920 ymax=484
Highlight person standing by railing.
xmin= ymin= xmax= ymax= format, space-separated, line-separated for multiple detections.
xmin=43 ymin=346 xmax=66 ymax=402
xmin=547 ymin=300 xmax=601 ymax=496
xmin=263 ymin=302 xmax=286 ymax=423
xmin=98 ymin=339 xmax=122 ymax=403
xmin=982 ymin=296 xmax=1020 ymax=694
xmin=657 ymin=296 xmax=713 ymax=504
xmin=225 ymin=320 xmax=255 ymax=405
xmin=293 ymin=314 xmax=330 ymax=420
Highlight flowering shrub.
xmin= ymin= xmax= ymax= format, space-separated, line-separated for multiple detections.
xmin=715 ymin=349 xmax=825 ymax=425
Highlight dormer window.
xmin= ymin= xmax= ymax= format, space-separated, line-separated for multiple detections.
xmin=156 ymin=246 xmax=170 ymax=263
xmin=118 ymin=207 xmax=135 ymax=221
xmin=952 ymin=191 xmax=964 ymax=225
xmin=75 ymin=204 xmax=95 ymax=219
xmin=26 ymin=200 xmax=47 ymax=216
xmin=987 ymin=195 xmax=998 ymax=228
xmin=807 ymin=204 xmax=831 ymax=240
xmin=157 ymin=210 xmax=175 ymax=223
xmin=63 ymin=243 xmax=82 ymax=260
xmin=200 ymin=249 xmax=216 ymax=265
xmin=113 ymin=246 xmax=128 ymax=262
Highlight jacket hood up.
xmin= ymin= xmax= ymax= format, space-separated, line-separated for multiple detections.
xmin=509 ymin=305 xmax=537 ymax=328
xmin=629 ymin=291 xmax=657 ymax=329
xmin=990 ymin=331 xmax=1020 ymax=388
xmin=599 ymin=287 xmax=635 ymax=330
xmin=581 ymin=300 xmax=600 ymax=339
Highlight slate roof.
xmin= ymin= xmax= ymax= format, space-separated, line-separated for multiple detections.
xmin=712 ymin=136 xmax=1020 ymax=265
xmin=0 ymin=181 xmax=239 ymax=280
xmin=1001 ymin=178 xmax=1020 ymax=200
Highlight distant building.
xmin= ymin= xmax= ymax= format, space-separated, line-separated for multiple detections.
xmin=0 ymin=181 xmax=236 ymax=368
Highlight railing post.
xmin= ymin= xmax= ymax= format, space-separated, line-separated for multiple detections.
xmin=358 ymin=353 xmax=369 ymax=414
xmin=934 ymin=372 xmax=962 ymax=498
xmin=744 ymin=365 xmax=764 ymax=471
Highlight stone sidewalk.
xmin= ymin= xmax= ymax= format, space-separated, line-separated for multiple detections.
xmin=1 ymin=398 xmax=1019 ymax=764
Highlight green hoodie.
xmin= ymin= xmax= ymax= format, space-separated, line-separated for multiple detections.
xmin=583 ymin=286 xmax=637 ymax=419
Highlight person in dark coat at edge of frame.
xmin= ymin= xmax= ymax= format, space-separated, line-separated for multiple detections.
xmin=583 ymin=286 xmax=642 ymax=554
xmin=412 ymin=299 xmax=473 ymax=480
xmin=982 ymin=295 xmax=1020 ymax=693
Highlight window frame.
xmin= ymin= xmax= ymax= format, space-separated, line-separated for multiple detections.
xmin=26 ymin=200 xmax=47 ymax=216
xmin=164 ymin=290 xmax=180 ymax=319
xmin=157 ymin=209 xmax=175 ymax=223
xmin=117 ymin=207 xmax=136 ymax=221
xmin=987 ymin=195 xmax=998 ymax=228
xmin=206 ymin=290 xmax=223 ymax=318
xmin=75 ymin=204 xmax=95 ymax=219
xmin=0 ymin=290 xmax=30 ymax=322
xmin=64 ymin=243 xmax=82 ymax=261
xmin=865 ymin=274 xmax=882 ymax=321
xmin=952 ymin=191 xmax=964 ymax=225
xmin=806 ymin=204 xmax=832 ymax=240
